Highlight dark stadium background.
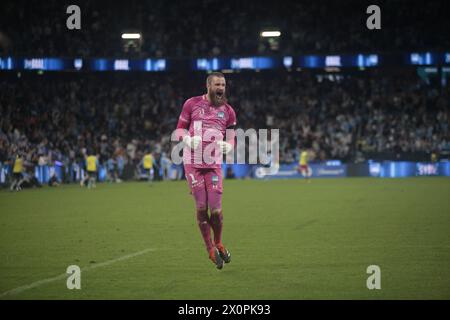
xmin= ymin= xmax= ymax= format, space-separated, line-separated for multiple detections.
xmin=0 ymin=0 xmax=449 ymax=304
xmin=1 ymin=0 xmax=449 ymax=184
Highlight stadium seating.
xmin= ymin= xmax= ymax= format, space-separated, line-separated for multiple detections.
xmin=1 ymin=0 xmax=449 ymax=57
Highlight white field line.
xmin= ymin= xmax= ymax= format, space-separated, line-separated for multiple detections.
xmin=0 ymin=248 xmax=156 ymax=298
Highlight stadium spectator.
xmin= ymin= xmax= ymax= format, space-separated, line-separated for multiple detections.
xmin=0 ymin=69 xmax=448 ymax=185
xmin=0 ymin=1 xmax=448 ymax=58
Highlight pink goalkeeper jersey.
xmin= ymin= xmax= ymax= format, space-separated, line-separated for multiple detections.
xmin=177 ymin=95 xmax=237 ymax=169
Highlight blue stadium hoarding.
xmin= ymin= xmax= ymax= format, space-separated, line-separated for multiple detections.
xmin=368 ymin=161 xmax=450 ymax=178
xmin=0 ymin=57 xmax=79 ymax=71
xmin=416 ymin=162 xmax=439 ymax=176
xmin=89 ymin=58 xmax=167 ymax=71
xmin=410 ymin=52 xmax=434 ymax=65
xmin=0 ymin=57 xmax=14 ymax=70
xmin=260 ymin=161 xmax=450 ymax=179
xmin=0 ymin=57 xmax=167 ymax=72
xmin=1 ymin=161 xmax=450 ymax=184
xmin=408 ymin=52 xmax=450 ymax=66
xmin=252 ymin=163 xmax=347 ymax=179
xmin=195 ymin=56 xmax=281 ymax=71
xmin=368 ymin=161 xmax=417 ymax=178
xmin=195 ymin=58 xmax=225 ymax=71
xmin=2 ymin=52 xmax=449 ymax=72
xmin=194 ymin=54 xmax=378 ymax=71
xmin=297 ymin=54 xmax=380 ymax=68
xmin=230 ymin=56 xmax=279 ymax=70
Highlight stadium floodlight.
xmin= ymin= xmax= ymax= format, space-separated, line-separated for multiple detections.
xmin=260 ymin=31 xmax=281 ymax=37
xmin=121 ymin=33 xmax=141 ymax=39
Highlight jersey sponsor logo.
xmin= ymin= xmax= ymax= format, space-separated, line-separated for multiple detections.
xmin=211 ymin=175 xmax=219 ymax=188
xmin=217 ymin=111 xmax=225 ymax=119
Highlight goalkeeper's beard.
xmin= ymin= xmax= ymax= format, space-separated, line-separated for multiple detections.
xmin=208 ymin=91 xmax=227 ymax=106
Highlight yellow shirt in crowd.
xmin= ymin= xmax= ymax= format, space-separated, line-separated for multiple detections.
xmin=299 ymin=151 xmax=308 ymax=166
xmin=143 ymin=154 xmax=153 ymax=169
xmin=87 ymin=155 xmax=98 ymax=172
xmin=13 ymin=156 xmax=23 ymax=173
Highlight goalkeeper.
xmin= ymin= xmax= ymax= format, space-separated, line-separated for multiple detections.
xmin=175 ymin=72 xmax=237 ymax=270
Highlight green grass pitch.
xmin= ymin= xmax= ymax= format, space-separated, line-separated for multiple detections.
xmin=0 ymin=177 xmax=449 ymax=299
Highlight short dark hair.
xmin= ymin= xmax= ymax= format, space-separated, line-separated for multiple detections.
xmin=206 ymin=72 xmax=225 ymax=85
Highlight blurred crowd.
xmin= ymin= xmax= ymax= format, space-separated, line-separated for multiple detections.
xmin=0 ymin=0 xmax=448 ymax=58
xmin=1 ymin=69 xmax=449 ymax=183
xmin=231 ymin=70 xmax=449 ymax=163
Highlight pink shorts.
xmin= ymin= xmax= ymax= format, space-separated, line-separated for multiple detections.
xmin=184 ymin=164 xmax=223 ymax=194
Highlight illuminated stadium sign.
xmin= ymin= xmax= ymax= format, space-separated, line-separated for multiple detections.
xmin=113 ymin=59 xmax=130 ymax=71
xmin=325 ymin=56 xmax=342 ymax=67
xmin=230 ymin=57 xmax=277 ymax=70
xmin=416 ymin=163 xmax=438 ymax=176
xmin=90 ymin=58 xmax=166 ymax=71
xmin=283 ymin=56 xmax=293 ymax=68
xmin=23 ymin=58 xmax=65 ymax=70
xmin=231 ymin=58 xmax=254 ymax=69
xmin=196 ymin=58 xmax=220 ymax=70
xmin=195 ymin=53 xmax=413 ymax=70
xmin=0 ymin=52 xmax=448 ymax=72
xmin=0 ymin=57 xmax=166 ymax=72
xmin=408 ymin=52 xmax=450 ymax=66
xmin=410 ymin=52 xmax=433 ymax=65
xmin=74 ymin=59 xmax=83 ymax=70
xmin=196 ymin=56 xmax=280 ymax=71
xmin=357 ymin=54 xmax=378 ymax=67
xmin=146 ymin=59 xmax=166 ymax=71
xmin=24 ymin=58 xmax=44 ymax=69
xmin=0 ymin=57 xmax=13 ymax=70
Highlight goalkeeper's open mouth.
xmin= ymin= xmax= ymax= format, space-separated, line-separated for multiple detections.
xmin=215 ymin=91 xmax=224 ymax=99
